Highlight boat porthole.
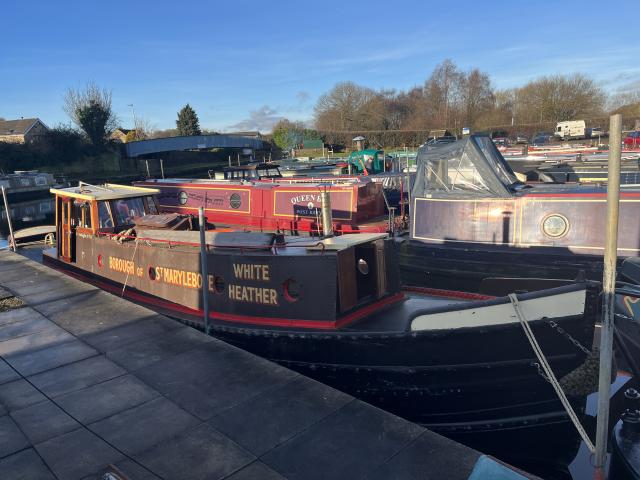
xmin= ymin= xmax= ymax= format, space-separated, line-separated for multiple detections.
xmin=148 ymin=267 xmax=156 ymax=280
xmin=212 ymin=276 xmax=225 ymax=294
xmin=230 ymin=193 xmax=242 ymax=209
xmin=542 ymin=214 xmax=569 ymax=238
xmin=97 ymin=255 xmax=103 ymax=268
xmin=178 ymin=191 xmax=188 ymax=205
xmin=357 ymin=259 xmax=369 ymax=275
xmin=283 ymin=278 xmax=300 ymax=302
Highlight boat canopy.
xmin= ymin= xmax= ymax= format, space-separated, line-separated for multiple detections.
xmin=411 ymin=134 xmax=520 ymax=198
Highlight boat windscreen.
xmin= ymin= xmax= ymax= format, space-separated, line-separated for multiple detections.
xmin=411 ymin=134 xmax=519 ymax=198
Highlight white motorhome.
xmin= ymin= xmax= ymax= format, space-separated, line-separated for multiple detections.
xmin=554 ymin=120 xmax=586 ymax=140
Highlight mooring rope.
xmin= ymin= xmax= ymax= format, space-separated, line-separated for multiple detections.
xmin=508 ymin=293 xmax=595 ymax=453
xmin=120 ymin=236 xmax=140 ymax=297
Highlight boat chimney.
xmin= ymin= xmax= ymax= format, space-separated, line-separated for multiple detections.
xmin=320 ymin=185 xmax=333 ymax=238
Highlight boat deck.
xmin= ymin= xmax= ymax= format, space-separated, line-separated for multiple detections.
xmin=0 ymin=250 xmax=533 ymax=479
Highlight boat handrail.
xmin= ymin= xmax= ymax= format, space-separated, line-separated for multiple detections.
xmin=96 ymin=230 xmax=328 ymax=252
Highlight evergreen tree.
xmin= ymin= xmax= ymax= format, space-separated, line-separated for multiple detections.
xmin=176 ymin=104 xmax=202 ymax=136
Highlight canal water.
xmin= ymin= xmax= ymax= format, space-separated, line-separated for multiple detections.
xmin=0 ymin=190 xmax=635 ymax=479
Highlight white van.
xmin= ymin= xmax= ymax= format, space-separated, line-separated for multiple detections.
xmin=554 ymin=120 xmax=586 ymax=140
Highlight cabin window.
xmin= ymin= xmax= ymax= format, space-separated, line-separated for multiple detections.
xmin=112 ymin=197 xmax=146 ymax=226
xmin=97 ymin=201 xmax=113 ymax=228
xmin=72 ymin=200 xmax=92 ymax=228
xmin=145 ymin=196 xmax=158 ymax=215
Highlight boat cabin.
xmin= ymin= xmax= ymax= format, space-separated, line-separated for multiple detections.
xmin=209 ymin=163 xmax=283 ymax=181
xmin=410 ymin=134 xmax=640 ymax=256
xmin=50 ymin=183 xmax=161 ymax=262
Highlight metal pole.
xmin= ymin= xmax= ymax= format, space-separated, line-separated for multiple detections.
xmin=594 ymin=113 xmax=622 ymax=469
xmin=159 ymin=159 xmax=165 ymax=179
xmin=198 ymin=207 xmax=210 ymax=335
xmin=228 ymin=155 xmax=231 ymax=167
xmin=320 ymin=187 xmax=333 ymax=238
xmin=2 ymin=186 xmax=16 ymax=252
xmin=145 ymin=159 xmax=150 ymax=179
xmin=237 ymin=153 xmax=240 ymax=166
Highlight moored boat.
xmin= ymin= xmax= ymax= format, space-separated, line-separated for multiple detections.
xmin=0 ymin=170 xmax=60 ymax=200
xmin=135 ymin=165 xmax=390 ymax=235
xmin=42 ymin=181 xmax=603 ymax=462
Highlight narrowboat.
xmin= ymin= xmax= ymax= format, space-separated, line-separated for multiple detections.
xmin=400 ymin=134 xmax=640 ymax=290
xmin=135 ymin=166 xmax=390 ymax=235
xmin=43 ymin=182 xmax=602 ymax=462
xmin=0 ymin=170 xmax=58 ymax=200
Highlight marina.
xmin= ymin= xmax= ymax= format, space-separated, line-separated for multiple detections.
xmin=3 ymin=7 xmax=640 ymax=477
xmin=0 ymin=250 xmax=537 ymax=480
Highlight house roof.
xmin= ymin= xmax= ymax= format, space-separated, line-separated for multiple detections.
xmin=0 ymin=118 xmax=46 ymax=136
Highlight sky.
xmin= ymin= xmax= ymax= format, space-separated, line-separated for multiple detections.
xmin=1 ymin=0 xmax=638 ymax=133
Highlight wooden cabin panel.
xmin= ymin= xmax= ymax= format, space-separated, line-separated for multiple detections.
xmin=518 ymin=197 xmax=640 ymax=255
xmin=412 ymin=198 xmax=516 ymax=245
xmin=337 ymin=247 xmax=357 ymax=313
xmin=137 ymin=245 xmax=202 ymax=309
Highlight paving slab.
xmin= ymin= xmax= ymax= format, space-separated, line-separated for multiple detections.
xmin=366 ymin=430 xmax=481 ymax=480
xmin=0 ymin=378 xmax=47 ymax=412
xmin=36 ymin=427 xmax=125 ymax=480
xmin=28 ymin=354 xmax=126 ymax=398
xmin=135 ymin=423 xmax=255 ymax=480
xmin=261 ymin=400 xmax=425 ymax=480
xmin=0 ymin=448 xmax=56 ymax=480
xmin=56 ymin=374 xmax=160 ymax=424
xmin=10 ymin=399 xmax=81 ymax=444
xmin=210 ymin=375 xmax=352 ymax=456
xmin=136 ymin=344 xmax=298 ymax=421
xmin=227 ymin=461 xmax=287 ymax=480
xmin=0 ymin=414 xmax=30 ymax=458
xmin=89 ymin=396 xmax=200 ymax=456
xmin=5 ymin=338 xmax=98 ymax=377
xmin=0 ymin=358 xmax=20 ymax=385
xmin=106 ymin=325 xmax=214 ymax=371
xmin=82 ymin=314 xmax=181 ymax=353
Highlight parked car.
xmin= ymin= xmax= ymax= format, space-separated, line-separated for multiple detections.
xmin=515 ymin=134 xmax=528 ymax=144
xmin=588 ymin=127 xmax=607 ymax=138
xmin=492 ymin=137 xmax=510 ymax=147
xmin=624 ymin=131 xmax=640 ymax=148
xmin=531 ymin=132 xmax=553 ymax=145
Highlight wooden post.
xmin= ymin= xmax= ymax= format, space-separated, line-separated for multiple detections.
xmin=594 ymin=113 xmax=622 ymax=469
xmin=1 ymin=186 xmax=16 ymax=252
xmin=198 ymin=207 xmax=210 ymax=335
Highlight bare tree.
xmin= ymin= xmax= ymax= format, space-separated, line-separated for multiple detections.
xmin=63 ymin=82 xmax=118 ymax=145
xmin=314 ymin=82 xmax=384 ymax=131
xmin=516 ymin=74 xmax=605 ymax=123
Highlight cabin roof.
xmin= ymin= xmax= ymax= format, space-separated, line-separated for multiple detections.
xmin=306 ymin=233 xmax=388 ymax=251
xmin=50 ymin=183 xmax=160 ymax=201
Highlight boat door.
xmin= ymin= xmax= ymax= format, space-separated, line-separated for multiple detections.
xmin=58 ymin=196 xmax=75 ymax=262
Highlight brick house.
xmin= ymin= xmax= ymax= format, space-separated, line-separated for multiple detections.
xmin=0 ymin=118 xmax=49 ymax=144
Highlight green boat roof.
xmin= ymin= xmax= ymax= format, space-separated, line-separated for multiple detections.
xmin=349 ymin=149 xmax=383 ymax=156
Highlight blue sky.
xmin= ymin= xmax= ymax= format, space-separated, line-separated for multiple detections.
xmin=2 ymin=0 xmax=638 ymax=132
